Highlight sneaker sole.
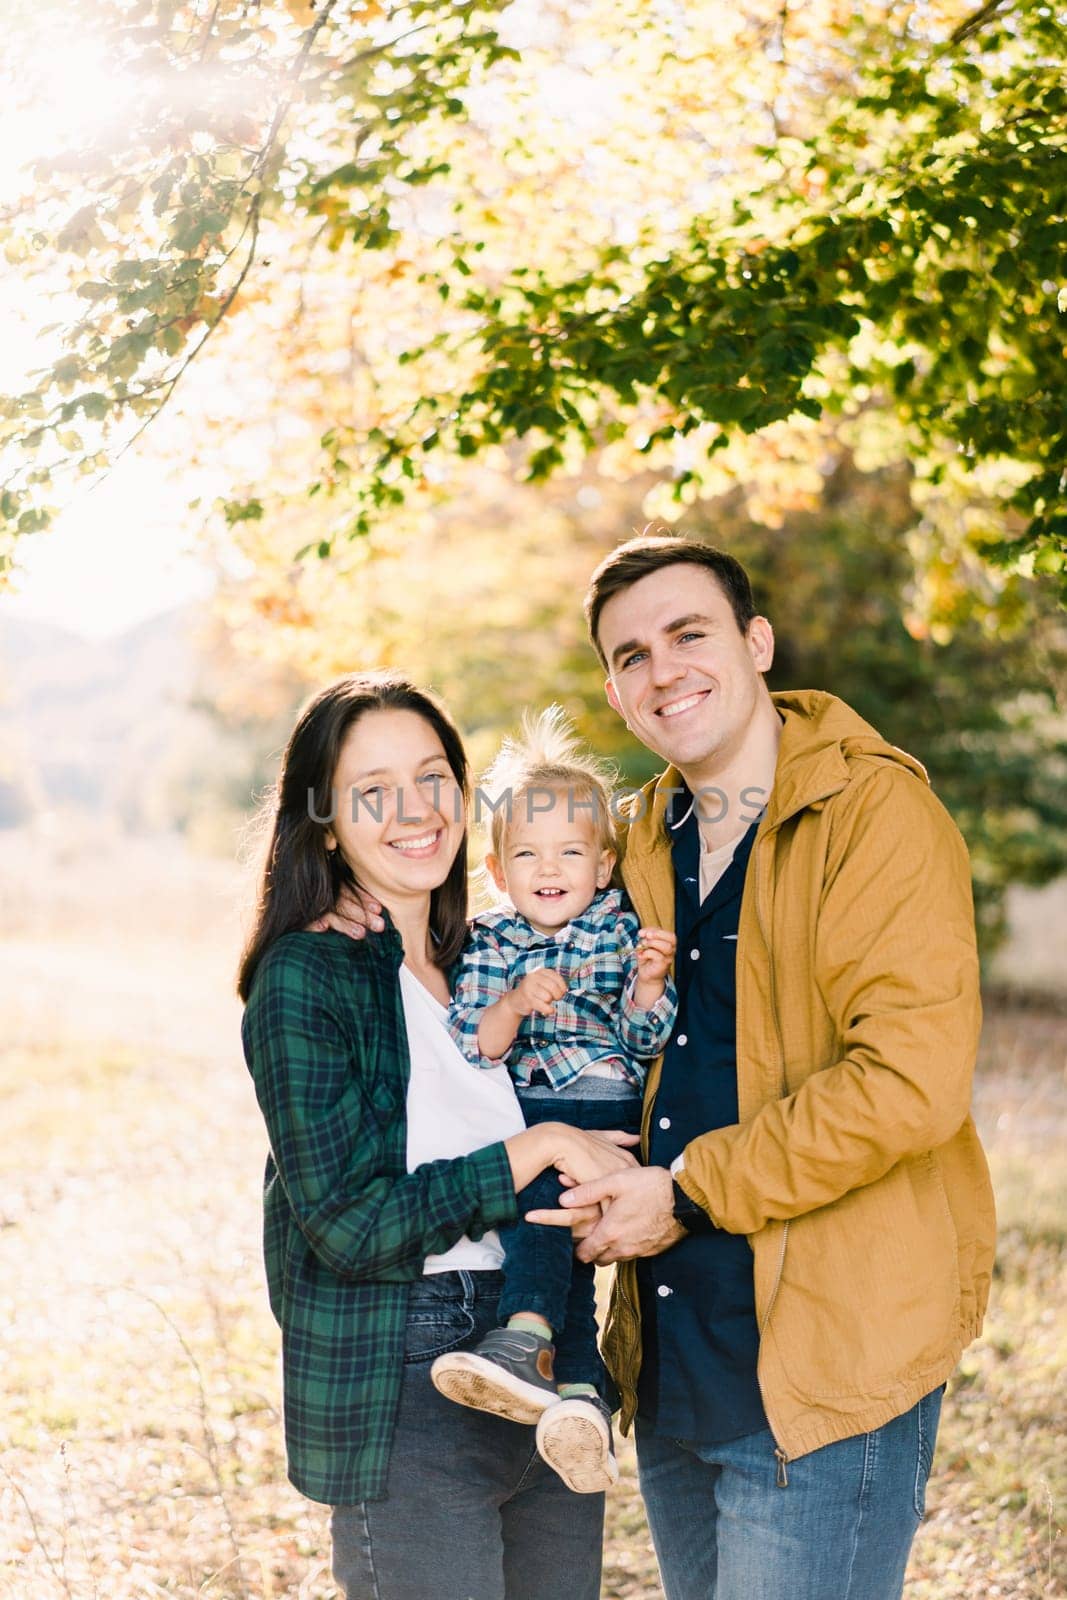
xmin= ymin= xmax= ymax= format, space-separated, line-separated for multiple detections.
xmin=535 ymin=1402 xmax=619 ymax=1494
xmin=430 ymin=1351 xmax=559 ymax=1425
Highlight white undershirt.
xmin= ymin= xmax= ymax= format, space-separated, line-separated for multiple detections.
xmin=699 ymin=829 xmax=750 ymax=902
xmin=400 ymin=965 xmax=527 ymax=1274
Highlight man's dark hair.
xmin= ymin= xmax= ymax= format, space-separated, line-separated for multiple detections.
xmin=584 ymin=531 xmax=758 ymax=668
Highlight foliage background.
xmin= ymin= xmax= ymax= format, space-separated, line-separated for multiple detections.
xmin=2 ymin=0 xmax=1065 ymax=949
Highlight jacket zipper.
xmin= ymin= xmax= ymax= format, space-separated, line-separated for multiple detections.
xmin=754 ymin=827 xmax=791 ymax=1483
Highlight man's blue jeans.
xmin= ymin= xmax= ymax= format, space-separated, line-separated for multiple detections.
xmin=636 ymin=1386 xmax=943 ymax=1600
xmin=331 ymin=1270 xmax=603 ymax=1600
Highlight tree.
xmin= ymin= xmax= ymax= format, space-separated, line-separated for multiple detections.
xmin=2 ymin=0 xmax=1064 ymax=607
xmin=719 ymin=461 xmax=1067 ymax=950
xmin=4 ymin=0 xmax=1064 ymax=947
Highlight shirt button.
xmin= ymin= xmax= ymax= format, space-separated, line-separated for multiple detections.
xmin=676 ymin=1034 xmax=688 ymax=1047
xmin=657 ymin=1284 xmax=673 ymax=1298
xmin=658 ymin=1116 xmax=671 ymax=1130
xmin=690 ymin=948 xmax=700 ymax=961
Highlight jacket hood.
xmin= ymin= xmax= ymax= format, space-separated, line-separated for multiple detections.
xmin=621 ymin=690 xmax=929 ymax=856
xmin=767 ymin=690 xmax=928 ymax=827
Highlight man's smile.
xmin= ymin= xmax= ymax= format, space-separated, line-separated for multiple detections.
xmin=655 ymin=689 xmax=710 ymax=720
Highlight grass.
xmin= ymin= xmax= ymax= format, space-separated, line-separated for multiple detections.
xmin=0 ymin=829 xmax=1063 ymax=1598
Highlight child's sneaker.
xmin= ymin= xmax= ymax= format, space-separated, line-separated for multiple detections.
xmin=535 ymin=1394 xmax=619 ymax=1494
xmin=431 ymin=1327 xmax=559 ymax=1424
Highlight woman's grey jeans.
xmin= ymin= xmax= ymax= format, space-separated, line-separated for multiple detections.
xmin=331 ymin=1268 xmax=604 ymax=1600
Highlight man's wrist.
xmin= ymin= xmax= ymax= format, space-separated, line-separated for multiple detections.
xmin=671 ymin=1178 xmax=717 ymax=1235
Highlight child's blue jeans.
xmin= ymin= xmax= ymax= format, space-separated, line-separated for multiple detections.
xmin=498 ymin=1074 xmax=643 ymax=1392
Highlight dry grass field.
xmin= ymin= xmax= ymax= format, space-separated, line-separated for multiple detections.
xmin=1 ymin=826 xmax=1063 ymax=1599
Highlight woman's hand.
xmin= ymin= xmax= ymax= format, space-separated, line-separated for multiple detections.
xmin=552 ymin=1125 xmax=640 ymax=1186
xmin=503 ymin=1122 xmax=638 ymax=1195
xmin=306 ymin=884 xmax=386 ymax=937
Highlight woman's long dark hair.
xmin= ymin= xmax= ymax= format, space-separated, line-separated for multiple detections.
xmin=237 ymin=673 xmax=471 ymax=1001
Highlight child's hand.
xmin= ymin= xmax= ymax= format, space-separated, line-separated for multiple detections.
xmin=634 ymin=927 xmax=677 ymax=995
xmin=510 ymin=966 xmax=569 ymax=1019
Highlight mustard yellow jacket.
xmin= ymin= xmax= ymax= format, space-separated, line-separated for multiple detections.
xmin=606 ymin=690 xmax=996 ymax=1460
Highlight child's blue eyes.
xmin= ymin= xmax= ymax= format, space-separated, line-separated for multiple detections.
xmin=511 ymin=849 xmax=586 ymax=859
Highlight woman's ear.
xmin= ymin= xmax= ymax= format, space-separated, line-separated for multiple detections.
xmin=325 ymin=828 xmax=337 ymax=854
xmin=596 ymin=848 xmax=616 ymax=889
xmin=485 ymin=853 xmax=508 ymax=895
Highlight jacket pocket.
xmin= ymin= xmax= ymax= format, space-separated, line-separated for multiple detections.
xmin=772 ymin=1153 xmax=961 ymax=1401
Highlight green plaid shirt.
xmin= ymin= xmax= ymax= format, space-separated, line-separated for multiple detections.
xmin=241 ymin=926 xmax=518 ymax=1504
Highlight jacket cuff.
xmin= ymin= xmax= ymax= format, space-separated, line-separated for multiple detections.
xmin=463 ymin=1141 xmax=519 ymax=1232
xmin=673 ymin=1163 xmax=719 ymax=1228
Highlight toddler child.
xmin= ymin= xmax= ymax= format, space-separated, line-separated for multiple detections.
xmin=432 ymin=707 xmax=676 ymax=1493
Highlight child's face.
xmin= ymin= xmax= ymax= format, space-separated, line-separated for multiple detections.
xmin=486 ymin=794 xmax=615 ymax=934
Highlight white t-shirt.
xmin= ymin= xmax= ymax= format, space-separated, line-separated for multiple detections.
xmin=400 ymin=965 xmax=527 ymax=1274
xmin=699 ymin=829 xmax=751 ymax=902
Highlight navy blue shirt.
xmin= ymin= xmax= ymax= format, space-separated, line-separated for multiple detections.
xmin=635 ymin=791 xmax=767 ymax=1443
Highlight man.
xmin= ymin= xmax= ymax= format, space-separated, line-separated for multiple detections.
xmin=527 ymin=533 xmax=995 ymax=1600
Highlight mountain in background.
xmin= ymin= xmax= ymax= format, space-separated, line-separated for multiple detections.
xmin=0 ymin=608 xmax=300 ymax=846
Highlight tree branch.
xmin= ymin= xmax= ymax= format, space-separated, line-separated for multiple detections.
xmin=109 ymin=196 xmax=262 ymax=468
xmin=100 ymin=0 xmax=342 ymax=470
xmin=949 ymin=0 xmax=1010 ymax=46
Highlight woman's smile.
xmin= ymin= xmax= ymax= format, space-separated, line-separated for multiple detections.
xmin=387 ymin=828 xmax=444 ymax=856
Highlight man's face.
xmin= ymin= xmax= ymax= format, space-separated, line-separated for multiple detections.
xmin=598 ymin=565 xmax=774 ymax=778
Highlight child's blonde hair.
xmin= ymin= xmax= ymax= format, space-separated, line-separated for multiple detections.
xmin=481 ymin=706 xmax=617 ymax=857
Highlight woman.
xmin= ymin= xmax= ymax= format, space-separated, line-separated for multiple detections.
xmin=238 ymin=673 xmax=636 ymax=1600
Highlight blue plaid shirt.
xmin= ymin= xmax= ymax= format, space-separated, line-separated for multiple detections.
xmin=447 ymin=888 xmax=677 ymax=1091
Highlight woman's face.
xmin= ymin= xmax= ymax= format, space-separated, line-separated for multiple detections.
xmin=325 ymin=708 xmax=466 ymax=908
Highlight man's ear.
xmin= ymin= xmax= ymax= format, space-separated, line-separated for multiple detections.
xmin=485 ymin=853 xmax=508 ymax=895
xmin=747 ymin=616 xmax=775 ymax=675
xmin=605 ymin=676 xmax=623 ymax=716
xmin=596 ymin=848 xmax=617 ymax=889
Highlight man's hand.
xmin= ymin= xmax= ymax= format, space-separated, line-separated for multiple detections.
xmin=511 ymin=966 xmax=569 ymax=1018
xmin=306 ymin=883 xmax=386 ymax=937
xmin=526 ymin=1165 xmax=686 ymax=1264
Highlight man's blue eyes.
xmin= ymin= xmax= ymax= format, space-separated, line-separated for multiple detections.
xmin=622 ymin=631 xmax=703 ymax=668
